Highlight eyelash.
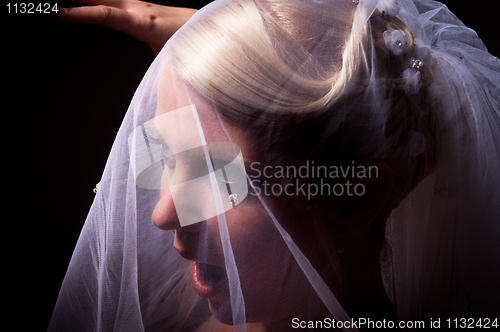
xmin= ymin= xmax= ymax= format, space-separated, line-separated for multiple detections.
xmin=145 ymin=134 xmax=176 ymax=169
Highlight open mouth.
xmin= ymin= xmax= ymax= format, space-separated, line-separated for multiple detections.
xmin=192 ymin=261 xmax=226 ymax=298
xmin=198 ymin=262 xmax=226 ymax=284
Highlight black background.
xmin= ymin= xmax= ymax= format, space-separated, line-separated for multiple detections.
xmin=2 ymin=1 xmax=497 ymax=330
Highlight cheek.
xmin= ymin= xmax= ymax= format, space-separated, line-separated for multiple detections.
xmin=221 ymin=203 xmax=309 ymax=319
xmin=225 ymin=203 xmax=282 ymax=267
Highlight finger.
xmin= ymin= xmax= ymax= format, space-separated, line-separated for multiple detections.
xmin=58 ymin=5 xmax=135 ymax=32
xmin=63 ymin=0 xmax=129 ymax=9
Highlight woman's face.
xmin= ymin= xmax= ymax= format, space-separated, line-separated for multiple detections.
xmin=149 ymin=67 xmax=323 ymax=326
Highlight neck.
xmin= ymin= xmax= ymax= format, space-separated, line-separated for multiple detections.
xmin=340 ymin=227 xmax=397 ymax=321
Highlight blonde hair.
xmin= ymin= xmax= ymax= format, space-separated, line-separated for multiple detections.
xmin=171 ymin=0 xmax=439 ymax=296
xmin=171 ymin=0 xmax=355 ymax=120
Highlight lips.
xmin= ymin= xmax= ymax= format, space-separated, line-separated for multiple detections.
xmin=191 ymin=260 xmax=226 ymax=298
xmin=175 ymin=248 xmax=227 ymax=298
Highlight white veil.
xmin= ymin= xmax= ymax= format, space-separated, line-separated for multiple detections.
xmin=49 ymin=0 xmax=500 ymax=331
xmin=381 ymin=0 xmax=500 ymax=321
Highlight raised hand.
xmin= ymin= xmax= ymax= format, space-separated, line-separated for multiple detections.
xmin=58 ymin=0 xmax=197 ymax=55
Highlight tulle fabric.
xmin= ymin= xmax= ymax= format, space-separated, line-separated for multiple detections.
xmin=49 ymin=0 xmax=500 ymax=331
xmin=383 ymin=0 xmax=500 ymax=321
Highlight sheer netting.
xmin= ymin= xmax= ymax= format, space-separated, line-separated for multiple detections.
xmin=49 ymin=0 xmax=500 ymax=331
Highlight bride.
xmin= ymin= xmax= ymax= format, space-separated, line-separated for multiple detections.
xmin=50 ymin=0 xmax=500 ymax=330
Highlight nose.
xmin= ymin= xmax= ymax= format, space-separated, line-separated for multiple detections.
xmin=151 ymin=187 xmax=203 ymax=232
xmin=151 ymin=187 xmax=179 ymax=230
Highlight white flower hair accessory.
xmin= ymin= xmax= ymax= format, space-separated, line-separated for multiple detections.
xmin=413 ymin=40 xmax=434 ymax=67
xmin=402 ymin=68 xmax=421 ymax=95
xmin=378 ymin=0 xmax=400 ymax=16
xmin=383 ymin=29 xmax=406 ymax=56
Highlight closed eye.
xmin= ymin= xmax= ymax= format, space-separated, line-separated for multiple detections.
xmin=144 ymin=129 xmax=176 ymax=170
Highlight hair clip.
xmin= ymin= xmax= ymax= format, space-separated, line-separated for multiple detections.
xmin=411 ymin=58 xmax=424 ymax=70
xmin=413 ymin=42 xmax=433 ymax=67
xmin=383 ymin=30 xmax=406 ymax=56
xmin=229 ymin=194 xmax=238 ymax=207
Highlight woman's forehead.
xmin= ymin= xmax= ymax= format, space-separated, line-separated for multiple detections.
xmin=155 ymin=66 xmax=229 ymax=145
xmin=154 ymin=59 xmax=261 ymax=164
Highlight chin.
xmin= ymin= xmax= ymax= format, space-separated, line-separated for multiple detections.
xmin=209 ymin=299 xmax=236 ymax=325
xmin=209 ymin=298 xmax=271 ymax=327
